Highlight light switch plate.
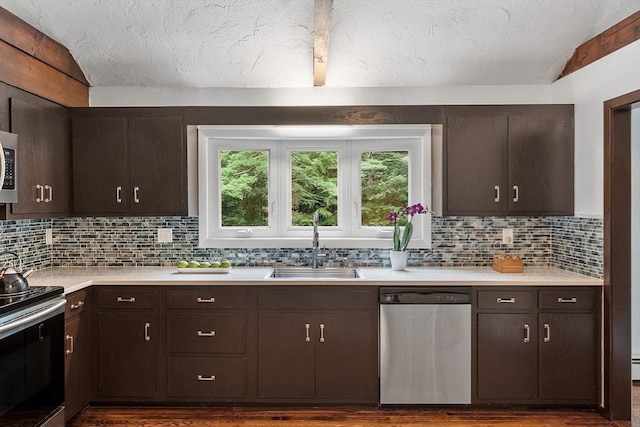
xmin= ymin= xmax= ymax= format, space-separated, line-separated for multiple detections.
xmin=502 ymin=228 xmax=514 ymax=245
xmin=45 ymin=228 xmax=53 ymax=245
xmin=157 ymin=228 xmax=173 ymax=243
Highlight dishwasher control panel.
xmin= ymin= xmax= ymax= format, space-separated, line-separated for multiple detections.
xmin=379 ymin=287 xmax=472 ymax=304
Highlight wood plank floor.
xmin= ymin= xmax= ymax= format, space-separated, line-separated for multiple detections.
xmin=67 ymin=384 xmax=640 ymax=427
xmin=66 ymin=406 xmax=624 ymax=427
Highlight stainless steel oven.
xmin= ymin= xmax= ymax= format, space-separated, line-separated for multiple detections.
xmin=0 ymin=287 xmax=66 ymax=427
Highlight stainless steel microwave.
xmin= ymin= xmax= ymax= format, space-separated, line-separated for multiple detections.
xmin=0 ymin=130 xmax=18 ymax=204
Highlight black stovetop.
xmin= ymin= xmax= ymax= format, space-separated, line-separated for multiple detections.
xmin=0 ymin=286 xmax=64 ymax=317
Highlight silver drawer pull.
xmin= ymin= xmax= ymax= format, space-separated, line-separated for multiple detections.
xmin=144 ymin=323 xmax=151 ymax=341
xmin=65 ymin=334 xmax=74 ymax=355
xmin=117 ymin=297 xmax=136 ymax=303
xmin=36 ymin=184 xmax=44 ymax=202
xmin=197 ymin=375 xmax=216 ymax=381
xmin=196 ymin=297 xmax=216 ymax=303
xmin=513 ymin=185 xmax=519 ymax=203
xmin=197 ymin=330 xmax=216 ymax=337
xmin=557 ymin=297 xmax=577 ymax=303
xmin=305 ymin=323 xmax=310 ymax=342
xmin=523 ymin=324 xmax=530 ymax=343
xmin=319 ymin=324 xmax=325 ymax=343
xmin=497 ymin=297 xmax=515 ymax=303
xmin=494 ymin=185 xmax=500 ymax=202
xmin=544 ymin=323 xmax=551 ymax=342
xmin=70 ymin=301 xmax=85 ymax=310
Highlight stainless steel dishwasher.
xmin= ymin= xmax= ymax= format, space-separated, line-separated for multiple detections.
xmin=379 ymin=287 xmax=471 ymax=404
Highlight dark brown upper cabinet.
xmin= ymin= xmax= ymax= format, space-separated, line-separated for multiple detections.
xmin=70 ymin=109 xmax=186 ymax=216
xmin=443 ymin=105 xmax=574 ymax=216
xmin=9 ymin=98 xmax=69 ymax=217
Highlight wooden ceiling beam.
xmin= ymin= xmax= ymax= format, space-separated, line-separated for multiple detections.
xmin=558 ymin=11 xmax=640 ymax=80
xmin=313 ymin=0 xmax=333 ymax=87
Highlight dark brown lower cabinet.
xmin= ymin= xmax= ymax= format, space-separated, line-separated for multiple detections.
xmin=538 ymin=312 xmax=598 ymax=401
xmin=258 ymin=312 xmax=376 ymax=401
xmin=164 ymin=287 xmax=252 ymax=402
xmin=257 ymin=287 xmax=378 ymax=403
xmin=64 ymin=290 xmax=92 ymax=421
xmin=166 ymin=356 xmax=247 ymax=398
xmin=97 ymin=311 xmax=157 ymax=398
xmin=95 ymin=287 xmax=160 ymax=400
xmin=476 ymin=313 xmax=537 ymax=400
xmin=475 ymin=287 xmax=599 ymax=404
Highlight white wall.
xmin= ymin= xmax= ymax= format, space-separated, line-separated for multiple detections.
xmin=551 ymin=40 xmax=640 ymax=217
xmin=632 ymin=106 xmax=640 ymax=379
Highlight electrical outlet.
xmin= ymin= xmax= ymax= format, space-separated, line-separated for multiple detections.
xmin=157 ymin=228 xmax=173 ymax=243
xmin=45 ymin=228 xmax=53 ymax=245
xmin=502 ymin=228 xmax=514 ymax=245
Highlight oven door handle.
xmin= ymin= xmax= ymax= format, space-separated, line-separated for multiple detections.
xmin=0 ymin=299 xmax=66 ymax=336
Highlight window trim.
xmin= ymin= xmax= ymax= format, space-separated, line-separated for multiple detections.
xmin=198 ymin=125 xmax=432 ymax=249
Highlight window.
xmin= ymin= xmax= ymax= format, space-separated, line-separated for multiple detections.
xmin=198 ymin=125 xmax=431 ymax=248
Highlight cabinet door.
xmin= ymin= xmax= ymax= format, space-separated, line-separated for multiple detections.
xmin=315 ymin=312 xmax=376 ymax=401
xmin=97 ymin=311 xmax=157 ymax=398
xmin=64 ymin=313 xmax=91 ymax=421
xmin=72 ymin=117 xmax=128 ymax=214
xmin=10 ymin=98 xmax=69 ymax=215
xmin=128 ymin=116 xmax=185 ymax=215
xmin=508 ymin=114 xmax=573 ymax=214
xmin=538 ymin=313 xmax=597 ymax=401
xmin=445 ymin=115 xmax=508 ymax=214
xmin=257 ymin=312 xmax=315 ymax=399
xmin=477 ymin=313 xmax=537 ymax=400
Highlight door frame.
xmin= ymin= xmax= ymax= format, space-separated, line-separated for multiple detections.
xmin=603 ymin=88 xmax=640 ymax=420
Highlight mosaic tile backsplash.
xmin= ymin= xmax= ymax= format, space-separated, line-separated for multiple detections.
xmin=0 ymin=215 xmax=604 ymax=278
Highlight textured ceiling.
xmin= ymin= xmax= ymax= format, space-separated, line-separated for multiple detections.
xmin=0 ymin=0 xmax=638 ymax=88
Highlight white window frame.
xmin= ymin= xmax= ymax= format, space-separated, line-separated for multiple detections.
xmin=198 ymin=125 xmax=432 ymax=249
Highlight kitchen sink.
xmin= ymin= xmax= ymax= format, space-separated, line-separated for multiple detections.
xmin=267 ymin=267 xmax=363 ymax=279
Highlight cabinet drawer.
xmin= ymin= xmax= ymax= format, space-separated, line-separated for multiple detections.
xmin=258 ymin=287 xmax=377 ymax=310
xmin=477 ymin=290 xmax=535 ymax=310
xmin=167 ymin=356 xmax=246 ymax=398
xmin=166 ymin=289 xmax=246 ymax=309
xmin=167 ymin=313 xmax=246 ymax=354
xmin=97 ymin=288 xmax=156 ymax=309
xmin=539 ymin=290 xmax=597 ymax=310
xmin=66 ymin=289 xmax=90 ymax=318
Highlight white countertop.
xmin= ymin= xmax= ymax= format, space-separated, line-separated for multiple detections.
xmin=26 ymin=266 xmax=602 ymax=295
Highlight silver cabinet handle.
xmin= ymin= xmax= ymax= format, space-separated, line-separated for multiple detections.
xmin=144 ymin=322 xmax=151 ymax=342
xmin=557 ymin=297 xmax=577 ymax=303
xmin=494 ymin=185 xmax=500 ymax=202
xmin=523 ymin=324 xmax=530 ymax=343
xmin=196 ymin=297 xmax=216 ymax=303
xmin=65 ymin=334 xmax=74 ymax=355
xmin=319 ymin=324 xmax=325 ymax=343
xmin=116 ymin=297 xmax=136 ymax=303
xmin=133 ymin=186 xmax=140 ymax=203
xmin=36 ymin=184 xmax=44 ymax=202
xmin=70 ymin=301 xmax=84 ymax=310
xmin=197 ymin=330 xmax=216 ymax=337
xmin=543 ymin=323 xmax=551 ymax=342
xmin=497 ymin=297 xmax=515 ymax=304
xmin=197 ymin=375 xmax=216 ymax=381
xmin=305 ymin=323 xmax=310 ymax=342
xmin=116 ymin=186 xmax=122 ymax=203
xmin=44 ymin=185 xmax=53 ymax=202
xmin=513 ymin=185 xmax=519 ymax=203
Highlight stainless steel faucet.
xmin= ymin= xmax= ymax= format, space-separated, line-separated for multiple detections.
xmin=312 ymin=210 xmax=320 ymax=268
